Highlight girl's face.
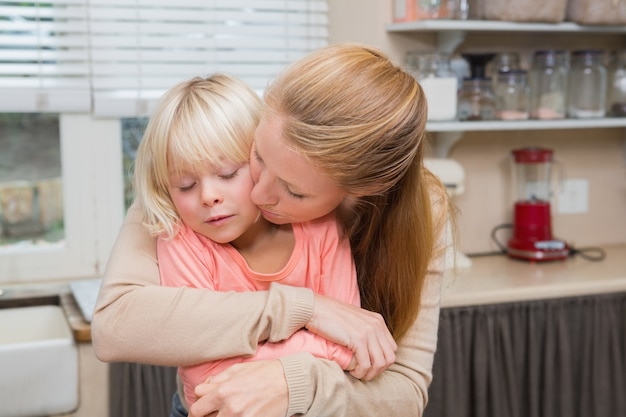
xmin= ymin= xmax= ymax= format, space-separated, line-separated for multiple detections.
xmin=167 ymin=161 xmax=261 ymax=247
xmin=250 ymin=113 xmax=346 ymax=225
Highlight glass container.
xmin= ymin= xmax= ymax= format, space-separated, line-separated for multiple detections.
xmin=488 ymin=52 xmax=521 ymax=76
xmin=415 ymin=0 xmax=452 ymax=19
xmin=567 ymin=49 xmax=607 ymax=118
xmin=406 ymin=51 xmax=458 ymax=121
xmin=457 ymin=78 xmax=496 ymax=121
xmin=606 ymin=50 xmax=626 ymax=117
xmin=495 ymin=70 xmax=530 ymax=120
xmin=529 ymin=50 xmax=568 ymax=120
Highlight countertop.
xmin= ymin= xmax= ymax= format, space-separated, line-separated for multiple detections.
xmin=2 ymin=244 xmax=625 ymax=340
xmin=441 ymin=243 xmax=626 ymax=308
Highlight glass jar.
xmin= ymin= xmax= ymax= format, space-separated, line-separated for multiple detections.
xmin=457 ymin=78 xmax=496 ymax=121
xmin=495 ymin=70 xmax=530 ymax=120
xmin=415 ymin=0 xmax=450 ymax=19
xmin=606 ymin=50 xmax=626 ymax=117
xmin=567 ymin=49 xmax=607 ymax=118
xmin=488 ymin=52 xmax=521 ymax=76
xmin=406 ymin=51 xmax=458 ymax=121
xmin=529 ymin=50 xmax=568 ymax=120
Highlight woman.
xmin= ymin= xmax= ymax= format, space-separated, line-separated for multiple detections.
xmin=92 ymin=42 xmax=455 ymax=417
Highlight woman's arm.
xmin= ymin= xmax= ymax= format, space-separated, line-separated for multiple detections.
xmin=283 ymin=212 xmax=451 ymax=416
xmin=91 ymin=202 xmax=314 ymax=366
xmin=188 ymin=265 xmax=443 ymax=417
xmin=286 ymin=266 xmax=443 ymax=416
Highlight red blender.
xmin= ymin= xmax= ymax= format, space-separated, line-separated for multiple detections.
xmin=507 ymin=147 xmax=569 ymax=261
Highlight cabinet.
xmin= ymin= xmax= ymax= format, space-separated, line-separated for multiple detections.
xmin=386 ymin=20 xmax=626 ymax=156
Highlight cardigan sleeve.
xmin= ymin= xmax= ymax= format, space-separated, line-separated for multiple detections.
xmin=279 ymin=264 xmax=443 ymax=416
xmin=91 ymin=201 xmax=314 ymax=367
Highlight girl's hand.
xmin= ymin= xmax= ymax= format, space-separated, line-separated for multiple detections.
xmin=306 ymin=294 xmax=397 ymax=381
xmin=189 ymin=360 xmax=288 ymax=417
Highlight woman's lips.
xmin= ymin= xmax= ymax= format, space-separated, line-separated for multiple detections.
xmin=259 ymin=209 xmax=281 ymax=220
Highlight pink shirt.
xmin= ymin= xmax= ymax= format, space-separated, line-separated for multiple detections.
xmin=157 ymin=213 xmax=359 ymax=406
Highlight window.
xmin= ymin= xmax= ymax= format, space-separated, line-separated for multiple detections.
xmin=0 ymin=113 xmax=63 ymax=248
xmin=0 ymin=1 xmax=328 ymax=283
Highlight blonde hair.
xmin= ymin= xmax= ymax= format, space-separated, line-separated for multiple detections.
xmin=264 ymin=43 xmax=452 ymax=341
xmin=133 ymin=74 xmax=262 ymax=238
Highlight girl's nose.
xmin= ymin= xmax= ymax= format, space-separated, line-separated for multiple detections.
xmin=201 ymin=185 xmax=223 ymax=207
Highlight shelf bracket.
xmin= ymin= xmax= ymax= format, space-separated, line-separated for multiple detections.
xmin=437 ymin=30 xmax=466 ymax=54
xmin=433 ymin=131 xmax=464 ymax=158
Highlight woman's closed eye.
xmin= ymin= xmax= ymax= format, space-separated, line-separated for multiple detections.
xmin=252 ymin=148 xmax=264 ymax=165
xmin=285 ymin=186 xmax=305 ymax=199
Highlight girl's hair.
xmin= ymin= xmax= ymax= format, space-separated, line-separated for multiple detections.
xmin=263 ymin=43 xmax=451 ymax=341
xmin=133 ymin=74 xmax=262 ymax=238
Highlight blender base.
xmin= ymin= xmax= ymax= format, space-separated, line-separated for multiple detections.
xmin=507 ymin=239 xmax=569 ymax=261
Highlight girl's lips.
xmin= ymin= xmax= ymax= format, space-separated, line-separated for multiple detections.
xmin=205 ymin=214 xmax=233 ymax=226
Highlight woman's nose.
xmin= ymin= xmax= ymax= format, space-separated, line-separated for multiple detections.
xmin=250 ymin=171 xmax=276 ymax=206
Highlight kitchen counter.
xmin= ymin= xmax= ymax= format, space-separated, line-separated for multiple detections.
xmin=3 ymin=243 xmax=625 ymax=339
xmin=441 ymin=243 xmax=626 ymax=307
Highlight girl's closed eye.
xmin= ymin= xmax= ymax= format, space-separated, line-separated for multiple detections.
xmin=218 ymin=169 xmax=239 ymax=180
xmin=178 ymin=181 xmax=196 ymax=192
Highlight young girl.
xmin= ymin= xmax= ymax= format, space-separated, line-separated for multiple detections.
xmin=132 ymin=74 xmax=360 ymax=408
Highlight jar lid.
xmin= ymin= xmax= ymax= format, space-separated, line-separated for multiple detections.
xmin=571 ymin=49 xmax=604 ymax=56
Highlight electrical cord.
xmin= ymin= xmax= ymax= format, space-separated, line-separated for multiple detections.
xmin=567 ymin=246 xmax=606 ymax=261
xmin=467 ymin=223 xmax=607 ymax=262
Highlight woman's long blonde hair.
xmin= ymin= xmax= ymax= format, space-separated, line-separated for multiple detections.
xmin=263 ymin=43 xmax=451 ymax=341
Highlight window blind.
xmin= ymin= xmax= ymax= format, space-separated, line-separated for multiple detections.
xmin=0 ymin=0 xmax=91 ymax=113
xmin=88 ymin=0 xmax=329 ymax=117
xmin=0 ymin=0 xmax=328 ymax=116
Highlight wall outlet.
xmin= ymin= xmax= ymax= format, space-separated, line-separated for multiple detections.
xmin=557 ymin=179 xmax=589 ymax=214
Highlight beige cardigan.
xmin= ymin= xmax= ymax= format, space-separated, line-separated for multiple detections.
xmin=91 ymin=202 xmax=446 ymax=416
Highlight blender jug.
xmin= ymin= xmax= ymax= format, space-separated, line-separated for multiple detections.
xmin=507 ymin=147 xmax=569 ymax=261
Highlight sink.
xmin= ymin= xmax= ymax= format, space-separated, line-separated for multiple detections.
xmin=0 ymin=305 xmax=78 ymax=417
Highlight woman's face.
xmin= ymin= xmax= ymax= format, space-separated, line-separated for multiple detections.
xmin=249 ymin=113 xmax=346 ymax=225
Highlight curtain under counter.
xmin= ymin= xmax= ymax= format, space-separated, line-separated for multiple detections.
xmin=426 ymin=292 xmax=626 ymax=417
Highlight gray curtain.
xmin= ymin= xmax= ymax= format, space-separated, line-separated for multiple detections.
xmin=109 ymin=362 xmax=177 ymax=417
xmin=425 ymin=292 xmax=626 ymax=417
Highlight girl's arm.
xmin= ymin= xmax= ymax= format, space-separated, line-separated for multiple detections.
xmin=91 ymin=202 xmax=314 ymax=366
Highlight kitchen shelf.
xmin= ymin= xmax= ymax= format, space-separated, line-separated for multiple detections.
xmin=427 ymin=118 xmax=626 ymax=157
xmin=386 ymin=20 xmax=626 ymax=34
xmin=427 ymin=117 xmax=626 ymax=132
xmin=387 ymin=20 xmax=626 ymax=52
xmin=388 ymin=20 xmax=626 ymax=156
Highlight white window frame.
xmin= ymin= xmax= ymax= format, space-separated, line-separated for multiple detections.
xmin=0 ymin=114 xmax=124 ymax=283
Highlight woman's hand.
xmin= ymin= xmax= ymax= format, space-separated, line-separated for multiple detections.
xmin=189 ymin=360 xmax=288 ymax=417
xmin=306 ymin=294 xmax=397 ymax=381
